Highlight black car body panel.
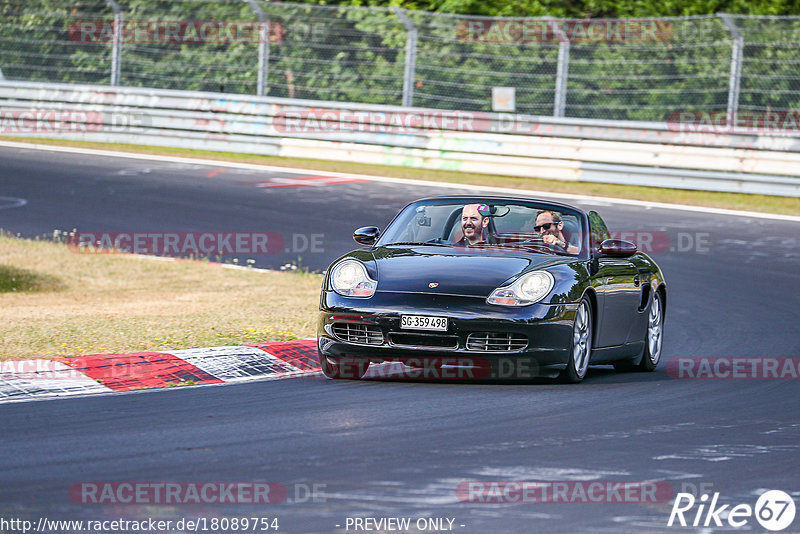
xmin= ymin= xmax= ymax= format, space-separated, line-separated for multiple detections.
xmin=317 ymin=196 xmax=667 ymax=380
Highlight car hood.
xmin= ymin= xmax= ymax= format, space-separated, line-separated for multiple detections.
xmin=371 ymin=245 xmax=568 ymax=297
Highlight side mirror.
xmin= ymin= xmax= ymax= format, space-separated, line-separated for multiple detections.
xmin=353 ymin=226 xmax=380 ymax=246
xmin=599 ymin=239 xmax=637 ymax=258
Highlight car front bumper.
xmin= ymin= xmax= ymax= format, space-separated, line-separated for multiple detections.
xmin=318 ymin=290 xmax=579 ymax=379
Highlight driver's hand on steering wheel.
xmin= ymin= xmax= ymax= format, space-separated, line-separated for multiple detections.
xmin=541 ymin=234 xmax=567 ymax=249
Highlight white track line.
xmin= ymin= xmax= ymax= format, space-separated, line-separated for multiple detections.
xmin=0 ymin=196 xmax=27 ymax=210
xmin=1 ymin=139 xmax=798 ymax=223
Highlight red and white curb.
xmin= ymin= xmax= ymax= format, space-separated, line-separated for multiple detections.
xmin=0 ymin=339 xmax=322 ymax=403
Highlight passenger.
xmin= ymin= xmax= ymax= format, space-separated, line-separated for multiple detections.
xmin=534 ymin=210 xmax=580 ymax=254
xmin=456 ymin=204 xmax=490 ymax=246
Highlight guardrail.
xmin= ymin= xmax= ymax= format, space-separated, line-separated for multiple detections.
xmin=1 ymin=81 xmax=799 ymax=197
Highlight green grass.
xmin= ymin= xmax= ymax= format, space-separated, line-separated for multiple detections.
xmin=0 ymin=264 xmax=65 ymax=293
xmin=2 ymin=136 xmax=798 ymax=216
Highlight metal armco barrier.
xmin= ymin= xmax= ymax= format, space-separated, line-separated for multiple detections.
xmin=1 ymin=81 xmax=799 ymax=197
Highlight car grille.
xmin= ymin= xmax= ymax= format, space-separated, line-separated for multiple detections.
xmin=466 ymin=332 xmax=528 ymax=352
xmin=331 ymin=322 xmax=384 ymax=345
xmin=388 ymin=332 xmax=458 ymax=349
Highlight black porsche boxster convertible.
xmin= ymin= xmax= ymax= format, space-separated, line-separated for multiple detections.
xmin=317 ymin=196 xmax=666 ymax=383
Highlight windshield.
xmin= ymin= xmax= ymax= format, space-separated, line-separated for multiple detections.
xmin=376 ymin=200 xmax=584 ymax=256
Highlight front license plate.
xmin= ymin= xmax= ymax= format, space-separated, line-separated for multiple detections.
xmin=400 ymin=315 xmax=448 ymax=331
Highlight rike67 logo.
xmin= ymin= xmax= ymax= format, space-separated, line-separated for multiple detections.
xmin=668 ymin=490 xmax=796 ymax=531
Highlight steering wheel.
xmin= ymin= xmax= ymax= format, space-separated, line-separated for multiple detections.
xmin=517 ymin=235 xmax=565 ymax=253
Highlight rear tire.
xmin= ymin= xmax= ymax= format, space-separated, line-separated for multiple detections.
xmin=637 ymin=290 xmax=664 ymax=372
xmin=559 ymin=297 xmax=593 ymax=383
xmin=318 ymin=352 xmax=369 ymax=379
xmin=613 ymin=290 xmax=664 ymax=373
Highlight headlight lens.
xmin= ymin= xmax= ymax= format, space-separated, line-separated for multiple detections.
xmin=487 ymin=271 xmax=554 ymax=306
xmin=330 ymin=260 xmax=377 ymax=297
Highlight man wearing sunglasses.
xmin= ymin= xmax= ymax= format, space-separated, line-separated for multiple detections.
xmin=534 ymin=210 xmax=579 ymax=254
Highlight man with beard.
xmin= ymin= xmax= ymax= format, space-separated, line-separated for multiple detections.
xmin=455 ymin=203 xmax=490 ymax=246
xmin=534 ymin=209 xmax=579 ymax=254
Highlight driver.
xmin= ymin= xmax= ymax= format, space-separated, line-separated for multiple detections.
xmin=535 ymin=210 xmax=579 ymax=254
xmin=455 ymin=204 xmax=490 ymax=246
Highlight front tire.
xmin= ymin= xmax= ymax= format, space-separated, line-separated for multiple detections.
xmin=318 ymin=352 xmax=369 ymax=379
xmin=560 ymin=297 xmax=593 ymax=383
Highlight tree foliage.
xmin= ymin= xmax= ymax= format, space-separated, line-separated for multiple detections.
xmin=1 ymin=0 xmax=797 ymax=121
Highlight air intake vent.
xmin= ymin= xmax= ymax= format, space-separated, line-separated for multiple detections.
xmin=388 ymin=333 xmax=458 ymax=349
xmin=466 ymin=332 xmax=528 ymax=352
xmin=332 ymin=323 xmax=383 ymax=345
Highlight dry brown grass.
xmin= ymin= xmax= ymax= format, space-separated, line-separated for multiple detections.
xmin=0 ymin=235 xmax=321 ymax=360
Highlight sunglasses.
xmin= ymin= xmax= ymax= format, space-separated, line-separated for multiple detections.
xmin=534 ymin=222 xmax=559 ymax=231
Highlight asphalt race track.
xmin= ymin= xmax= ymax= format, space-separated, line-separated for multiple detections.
xmin=1 ymin=144 xmax=799 ymax=533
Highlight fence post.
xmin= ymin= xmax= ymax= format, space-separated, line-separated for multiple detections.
xmin=548 ymin=18 xmax=570 ymax=118
xmin=0 ymin=67 xmax=5 ymax=80
xmin=392 ymin=7 xmax=417 ymax=107
xmin=719 ymin=13 xmax=743 ymax=129
xmin=104 ymin=0 xmax=122 ymax=86
xmin=246 ymin=0 xmax=270 ymax=97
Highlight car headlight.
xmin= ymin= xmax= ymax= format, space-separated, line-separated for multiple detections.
xmin=487 ymin=271 xmax=554 ymax=306
xmin=330 ymin=260 xmax=377 ymax=298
